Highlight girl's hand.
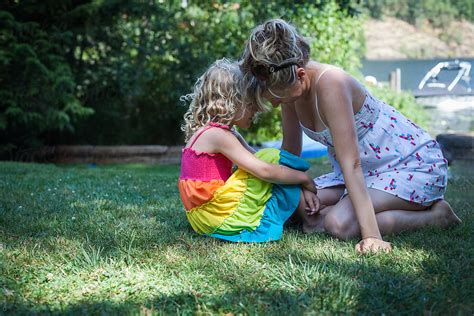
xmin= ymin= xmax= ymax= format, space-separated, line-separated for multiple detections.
xmin=355 ymin=237 xmax=392 ymax=254
xmin=303 ymin=189 xmax=320 ymax=215
xmin=303 ymin=176 xmax=317 ymax=193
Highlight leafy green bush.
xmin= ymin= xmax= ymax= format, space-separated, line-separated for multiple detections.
xmin=75 ymin=1 xmax=365 ymax=145
xmin=0 ymin=11 xmax=93 ymax=151
xmin=1 ymin=1 xmax=365 ymax=148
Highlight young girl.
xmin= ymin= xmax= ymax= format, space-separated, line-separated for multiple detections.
xmin=178 ymin=58 xmax=320 ymax=242
xmin=240 ymin=19 xmax=461 ymax=252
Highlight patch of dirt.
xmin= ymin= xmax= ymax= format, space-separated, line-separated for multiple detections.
xmin=364 ymin=17 xmax=474 ymax=59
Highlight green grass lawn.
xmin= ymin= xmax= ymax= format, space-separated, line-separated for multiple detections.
xmin=1 ymin=160 xmax=473 ymax=315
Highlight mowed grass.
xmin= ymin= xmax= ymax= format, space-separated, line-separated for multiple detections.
xmin=0 ymin=160 xmax=473 ymax=315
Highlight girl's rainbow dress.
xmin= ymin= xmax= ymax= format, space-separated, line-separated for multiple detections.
xmin=178 ymin=122 xmax=309 ymax=242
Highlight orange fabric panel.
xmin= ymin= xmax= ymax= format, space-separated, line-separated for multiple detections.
xmin=178 ymin=179 xmax=225 ymax=210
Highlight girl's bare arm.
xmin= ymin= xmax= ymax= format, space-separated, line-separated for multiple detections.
xmin=207 ymin=128 xmax=316 ymax=192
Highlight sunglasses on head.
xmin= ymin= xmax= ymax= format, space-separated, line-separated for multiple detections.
xmin=251 ymin=60 xmax=301 ymax=81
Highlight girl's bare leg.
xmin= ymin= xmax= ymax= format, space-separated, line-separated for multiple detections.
xmin=324 ymin=189 xmax=461 ymax=240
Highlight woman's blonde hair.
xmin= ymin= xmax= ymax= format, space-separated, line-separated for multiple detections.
xmin=241 ymin=19 xmax=310 ymax=90
xmin=181 ymin=58 xmax=266 ymax=142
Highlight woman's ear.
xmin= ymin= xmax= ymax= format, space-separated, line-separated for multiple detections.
xmin=297 ymin=67 xmax=306 ymax=82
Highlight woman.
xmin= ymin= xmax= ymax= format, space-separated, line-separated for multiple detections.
xmin=241 ymin=19 xmax=461 ymax=253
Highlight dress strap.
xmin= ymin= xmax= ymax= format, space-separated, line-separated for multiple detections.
xmin=188 ymin=122 xmax=230 ymax=148
xmin=315 ymin=66 xmax=339 ymax=85
xmin=314 ymin=66 xmax=340 ymax=130
xmin=208 ymin=122 xmax=230 ymax=129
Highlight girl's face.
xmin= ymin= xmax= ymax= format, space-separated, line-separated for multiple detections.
xmin=233 ymin=105 xmax=257 ymax=129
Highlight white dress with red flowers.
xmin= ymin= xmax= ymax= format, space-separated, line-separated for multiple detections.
xmin=301 ymin=92 xmax=447 ymax=205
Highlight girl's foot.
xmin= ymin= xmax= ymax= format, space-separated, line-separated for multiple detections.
xmin=431 ymin=200 xmax=462 ymax=227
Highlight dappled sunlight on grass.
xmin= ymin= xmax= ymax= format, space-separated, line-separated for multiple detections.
xmin=1 ymin=161 xmax=472 ymax=314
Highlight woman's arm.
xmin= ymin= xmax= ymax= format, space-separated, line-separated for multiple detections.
xmin=281 ymin=103 xmax=302 ymax=156
xmin=208 ymin=128 xmax=316 ymax=192
xmin=231 ymin=128 xmax=256 ymax=154
xmin=317 ymin=70 xmax=390 ymax=251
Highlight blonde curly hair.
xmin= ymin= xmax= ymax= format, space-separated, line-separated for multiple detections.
xmin=181 ymin=58 xmax=266 ymax=142
xmin=240 ymin=19 xmax=311 ymax=91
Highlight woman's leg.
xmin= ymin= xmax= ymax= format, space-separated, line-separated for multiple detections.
xmin=318 ymin=185 xmax=346 ymax=206
xmin=324 ymin=189 xmax=461 ymax=240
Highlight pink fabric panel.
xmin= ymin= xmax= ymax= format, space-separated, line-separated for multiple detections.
xmin=180 ymin=148 xmax=233 ymax=181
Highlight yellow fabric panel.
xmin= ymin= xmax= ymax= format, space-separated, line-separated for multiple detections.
xmin=214 ymin=167 xmax=272 ymax=234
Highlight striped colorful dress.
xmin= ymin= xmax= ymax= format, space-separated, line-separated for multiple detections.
xmin=178 ymin=122 xmax=309 ymax=242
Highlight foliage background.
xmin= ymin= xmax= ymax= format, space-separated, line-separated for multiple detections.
xmin=1 ymin=0 xmax=364 ymax=152
xmin=1 ymin=0 xmax=459 ymax=151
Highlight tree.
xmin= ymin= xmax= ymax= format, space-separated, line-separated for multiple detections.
xmin=1 ymin=0 xmax=366 ymax=150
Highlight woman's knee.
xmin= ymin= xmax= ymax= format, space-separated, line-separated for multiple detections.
xmin=324 ymin=210 xmax=356 ymax=240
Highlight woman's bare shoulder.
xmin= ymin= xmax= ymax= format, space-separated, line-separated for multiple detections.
xmin=316 ymin=69 xmax=351 ymax=99
xmin=316 ymin=67 xmax=364 ymax=103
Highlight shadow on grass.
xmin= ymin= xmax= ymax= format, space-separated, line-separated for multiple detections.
xmin=4 ymin=289 xmax=351 ymax=315
xmin=4 ymin=246 xmax=472 ymax=315
xmin=1 ymin=162 xmax=473 ymax=314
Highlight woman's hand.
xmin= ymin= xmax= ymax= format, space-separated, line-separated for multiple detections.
xmin=355 ymin=237 xmax=392 ymax=254
xmin=302 ymin=189 xmax=320 ymax=215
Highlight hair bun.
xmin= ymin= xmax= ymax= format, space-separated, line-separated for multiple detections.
xmin=240 ymin=19 xmax=311 ymax=89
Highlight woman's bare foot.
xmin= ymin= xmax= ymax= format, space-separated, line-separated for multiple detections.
xmin=302 ymin=213 xmax=326 ymax=234
xmin=302 ymin=205 xmax=333 ymax=234
xmin=431 ymin=200 xmax=462 ymax=227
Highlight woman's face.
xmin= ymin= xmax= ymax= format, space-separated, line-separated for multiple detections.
xmin=262 ymin=82 xmax=304 ymax=107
